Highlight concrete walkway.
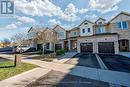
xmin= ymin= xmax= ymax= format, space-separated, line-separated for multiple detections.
xmin=0 ymin=68 xmax=51 ymax=87
xmin=23 ymin=59 xmax=130 ymax=87
xmin=119 ymin=52 xmax=130 ymax=58
xmin=53 ymin=52 xmax=77 ymax=63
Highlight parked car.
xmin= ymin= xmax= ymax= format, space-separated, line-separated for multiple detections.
xmin=16 ymin=46 xmax=30 ymax=53
xmin=0 ymin=46 xmax=13 ymax=52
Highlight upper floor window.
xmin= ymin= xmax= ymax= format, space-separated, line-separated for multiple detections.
xmin=117 ymin=22 xmax=122 ymax=28
xmin=98 ymin=22 xmax=102 ymax=24
xmin=97 ymin=27 xmax=105 ymax=33
xmin=117 ymin=21 xmax=128 ymax=29
xmin=122 ymin=21 xmax=128 ymax=29
xmin=88 ymin=28 xmax=91 ymax=32
xmin=84 ymin=22 xmax=88 ymax=25
xmin=73 ymin=32 xmax=77 ymax=36
xmin=82 ymin=29 xmax=85 ymax=33
xmin=58 ymin=32 xmax=64 ymax=38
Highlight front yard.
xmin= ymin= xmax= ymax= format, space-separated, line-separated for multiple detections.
xmin=0 ymin=61 xmax=37 ymax=81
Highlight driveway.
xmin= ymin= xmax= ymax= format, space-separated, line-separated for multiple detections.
xmin=27 ymin=70 xmax=109 ymax=87
xmin=99 ymin=54 xmax=130 ymax=73
xmin=65 ymin=53 xmax=100 ymax=69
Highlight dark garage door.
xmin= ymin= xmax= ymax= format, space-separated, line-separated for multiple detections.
xmin=80 ymin=43 xmax=93 ymax=53
xmin=98 ymin=42 xmax=114 ymax=53
xmin=55 ymin=44 xmax=62 ymax=51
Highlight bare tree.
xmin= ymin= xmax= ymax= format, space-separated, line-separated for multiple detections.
xmin=36 ymin=28 xmax=57 ymax=54
xmin=11 ymin=33 xmax=27 ymax=46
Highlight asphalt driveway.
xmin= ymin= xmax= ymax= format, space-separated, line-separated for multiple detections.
xmin=99 ymin=54 xmax=130 ymax=73
xmin=65 ymin=53 xmax=100 ymax=69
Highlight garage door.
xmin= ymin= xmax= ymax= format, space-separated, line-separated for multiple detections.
xmin=55 ymin=44 xmax=62 ymax=51
xmin=80 ymin=43 xmax=93 ymax=53
xmin=98 ymin=42 xmax=114 ymax=53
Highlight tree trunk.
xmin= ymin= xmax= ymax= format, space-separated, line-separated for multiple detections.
xmin=42 ymin=44 xmax=45 ymax=55
xmin=14 ymin=54 xmax=21 ymax=67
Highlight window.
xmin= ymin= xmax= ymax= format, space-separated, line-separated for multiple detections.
xmin=97 ymin=27 xmax=105 ymax=33
xmin=98 ymin=22 xmax=102 ymax=24
xmin=82 ymin=29 xmax=85 ymax=33
xmin=84 ymin=22 xmax=88 ymax=25
xmin=122 ymin=21 xmax=128 ymax=29
xmin=117 ymin=21 xmax=128 ymax=29
xmin=73 ymin=32 xmax=77 ymax=36
xmin=88 ymin=28 xmax=91 ymax=32
xmin=117 ymin=22 xmax=122 ymax=28
xmin=58 ymin=32 xmax=64 ymax=38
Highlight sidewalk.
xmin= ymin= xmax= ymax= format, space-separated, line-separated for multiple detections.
xmin=119 ymin=52 xmax=130 ymax=58
xmin=0 ymin=53 xmax=40 ymax=60
xmin=0 ymin=68 xmax=51 ymax=87
xmin=23 ymin=59 xmax=130 ymax=86
xmin=53 ymin=52 xmax=77 ymax=63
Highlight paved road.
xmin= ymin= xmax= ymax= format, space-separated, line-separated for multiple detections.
xmin=99 ymin=54 xmax=130 ymax=73
xmin=65 ymin=54 xmax=100 ymax=69
xmin=27 ymin=70 xmax=109 ymax=87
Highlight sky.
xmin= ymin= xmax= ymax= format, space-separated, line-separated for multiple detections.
xmin=0 ymin=0 xmax=130 ymax=41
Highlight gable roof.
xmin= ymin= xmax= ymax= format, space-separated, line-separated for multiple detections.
xmin=43 ymin=27 xmax=56 ymax=33
xmin=110 ymin=11 xmax=130 ymax=22
xmin=53 ymin=25 xmax=66 ymax=31
xmin=95 ymin=17 xmax=106 ymax=23
xmin=70 ymin=27 xmax=79 ymax=31
xmin=78 ymin=20 xmax=94 ymax=27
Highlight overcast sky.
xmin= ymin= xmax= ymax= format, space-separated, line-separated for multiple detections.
xmin=0 ymin=0 xmax=130 ymax=40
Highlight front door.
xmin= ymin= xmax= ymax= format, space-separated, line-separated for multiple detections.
xmin=64 ymin=41 xmax=69 ymax=51
xmin=119 ymin=39 xmax=129 ymax=52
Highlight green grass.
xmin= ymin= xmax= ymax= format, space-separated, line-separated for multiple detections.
xmin=0 ymin=61 xmax=37 ymax=81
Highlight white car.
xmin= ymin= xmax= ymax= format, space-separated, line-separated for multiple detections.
xmin=16 ymin=46 xmax=30 ymax=53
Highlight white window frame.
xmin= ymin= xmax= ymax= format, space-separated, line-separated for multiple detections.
xmin=73 ymin=31 xmax=77 ymax=36
xmin=117 ymin=21 xmax=128 ymax=30
xmin=97 ymin=27 xmax=105 ymax=33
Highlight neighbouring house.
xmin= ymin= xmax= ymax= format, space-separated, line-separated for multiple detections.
xmin=27 ymin=26 xmax=66 ymax=52
xmin=110 ymin=12 xmax=130 ymax=52
xmin=53 ymin=25 xmax=66 ymax=51
xmin=27 ymin=27 xmax=43 ymax=50
xmin=25 ymin=11 xmax=130 ymax=54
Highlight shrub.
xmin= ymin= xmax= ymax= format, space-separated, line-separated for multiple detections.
xmin=56 ymin=49 xmax=65 ymax=55
xmin=42 ymin=53 xmax=56 ymax=58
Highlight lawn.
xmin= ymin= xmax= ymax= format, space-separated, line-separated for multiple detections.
xmin=0 ymin=61 xmax=37 ymax=81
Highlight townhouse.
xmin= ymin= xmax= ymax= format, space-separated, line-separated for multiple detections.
xmin=27 ymin=12 xmax=130 ymax=54
xmin=27 ymin=25 xmax=66 ymax=52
